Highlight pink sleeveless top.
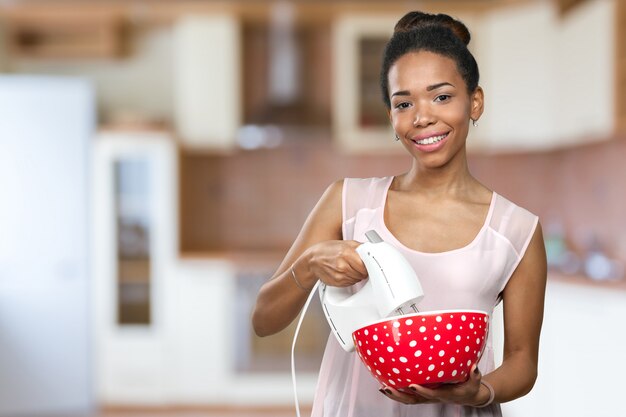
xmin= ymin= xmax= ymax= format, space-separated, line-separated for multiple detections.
xmin=311 ymin=176 xmax=538 ymax=417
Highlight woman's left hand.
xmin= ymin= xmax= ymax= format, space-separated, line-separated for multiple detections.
xmin=381 ymin=364 xmax=484 ymax=406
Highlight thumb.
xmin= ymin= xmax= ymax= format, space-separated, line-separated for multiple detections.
xmin=470 ymin=364 xmax=482 ymax=382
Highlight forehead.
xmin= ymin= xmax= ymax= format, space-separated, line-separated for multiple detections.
xmin=388 ymin=51 xmax=464 ymax=90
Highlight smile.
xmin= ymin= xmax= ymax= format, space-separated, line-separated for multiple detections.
xmin=413 ymin=133 xmax=448 ymax=145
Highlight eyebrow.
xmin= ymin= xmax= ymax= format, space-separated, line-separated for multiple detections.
xmin=391 ymin=82 xmax=455 ymax=97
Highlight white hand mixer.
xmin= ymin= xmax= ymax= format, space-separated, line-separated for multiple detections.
xmin=319 ymin=230 xmax=425 ymax=351
xmin=291 ymin=230 xmax=425 ymax=415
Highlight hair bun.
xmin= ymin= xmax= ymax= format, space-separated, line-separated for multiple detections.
xmin=394 ymin=11 xmax=471 ymax=46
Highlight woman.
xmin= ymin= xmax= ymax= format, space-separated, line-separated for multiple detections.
xmin=252 ymin=11 xmax=546 ymax=417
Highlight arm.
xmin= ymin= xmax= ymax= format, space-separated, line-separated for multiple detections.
xmin=385 ymin=222 xmax=547 ymax=406
xmin=480 ymin=221 xmax=547 ymax=402
xmin=252 ymin=179 xmax=368 ymax=337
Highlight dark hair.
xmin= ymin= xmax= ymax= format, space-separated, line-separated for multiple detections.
xmin=380 ymin=11 xmax=480 ymax=109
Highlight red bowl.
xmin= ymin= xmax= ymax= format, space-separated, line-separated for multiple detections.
xmin=352 ymin=310 xmax=489 ymax=390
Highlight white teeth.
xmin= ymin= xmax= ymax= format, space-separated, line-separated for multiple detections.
xmin=415 ymin=134 xmax=447 ymax=145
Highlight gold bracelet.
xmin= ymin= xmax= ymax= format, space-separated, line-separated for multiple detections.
xmin=475 ymin=380 xmax=495 ymax=408
xmin=290 ymin=267 xmax=310 ymax=292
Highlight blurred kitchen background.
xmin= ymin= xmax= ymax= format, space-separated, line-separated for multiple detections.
xmin=1 ymin=0 xmax=625 ymax=416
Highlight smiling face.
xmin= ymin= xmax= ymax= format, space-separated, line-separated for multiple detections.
xmin=387 ymin=51 xmax=483 ymax=170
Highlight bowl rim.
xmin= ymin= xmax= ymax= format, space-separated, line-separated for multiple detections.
xmin=353 ymin=309 xmax=490 ymax=332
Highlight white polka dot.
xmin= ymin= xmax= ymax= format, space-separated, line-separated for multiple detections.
xmin=409 ymin=340 xmax=417 ymax=348
xmin=450 ymin=357 xmax=456 ymax=364
xmin=379 ymin=357 xmax=385 ymax=363
xmin=452 ymin=370 xmax=458 ymax=376
xmin=465 ymin=346 xmax=470 ymax=352
xmin=430 ymin=345 xmax=434 ymax=349
xmin=428 ymin=364 xmax=435 ymax=371
xmin=476 ymin=338 xmax=481 ymax=344
xmin=467 ymin=360 xmax=472 ymax=366
xmin=436 ymin=315 xmax=442 ymax=322
xmin=439 ymin=350 xmax=445 ymax=357
xmin=393 ymin=321 xmax=400 ymax=328
xmin=414 ymin=350 xmax=422 ymax=357
xmin=456 ymin=335 xmax=461 ymax=342
xmin=419 ymin=326 xmax=427 ymax=333
xmin=434 ymin=334 xmax=441 ymax=341
xmin=470 ymin=323 xmax=474 ymax=329
xmin=387 ymin=346 xmax=394 ymax=353
xmin=461 ymin=315 xmax=467 ymax=321
xmin=393 ymin=368 xmax=400 ymax=374
xmin=446 ymin=323 xmax=452 ymax=330
xmin=358 ymin=341 xmax=362 ymax=346
xmin=376 ymin=370 xmax=382 ymax=375
xmin=373 ymin=335 xmax=378 ymax=341
xmin=406 ymin=319 xmax=413 ymax=325
xmin=364 ymin=329 xmax=369 ymax=336
xmin=400 ymin=356 xmax=408 ymax=363
xmin=388 ymin=379 xmax=396 ymax=385
xmin=438 ymin=371 xmax=444 ymax=378
xmin=367 ymin=349 xmax=371 ymax=355
xmin=407 ymin=331 xmax=412 ymax=335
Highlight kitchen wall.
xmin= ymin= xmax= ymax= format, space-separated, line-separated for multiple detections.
xmin=180 ymin=135 xmax=626 ymax=265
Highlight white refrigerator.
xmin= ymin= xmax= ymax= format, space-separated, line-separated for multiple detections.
xmin=0 ymin=76 xmax=94 ymax=416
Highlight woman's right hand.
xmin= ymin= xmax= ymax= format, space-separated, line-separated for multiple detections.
xmin=303 ymin=240 xmax=369 ymax=287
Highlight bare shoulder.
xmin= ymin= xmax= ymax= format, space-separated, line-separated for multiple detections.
xmin=303 ymin=179 xmax=344 ymax=238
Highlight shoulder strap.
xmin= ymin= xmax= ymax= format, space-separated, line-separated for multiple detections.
xmin=342 ymin=176 xmax=391 ymax=240
xmin=489 ymin=194 xmax=538 ymax=259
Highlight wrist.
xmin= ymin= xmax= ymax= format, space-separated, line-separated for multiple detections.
xmin=473 ymin=380 xmax=495 ymax=408
xmin=291 ymin=253 xmax=316 ymax=291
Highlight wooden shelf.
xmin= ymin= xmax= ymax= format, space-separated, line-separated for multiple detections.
xmin=1 ymin=7 xmax=126 ymax=59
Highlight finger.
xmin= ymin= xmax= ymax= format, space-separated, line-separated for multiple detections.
xmin=344 ymin=240 xmax=369 ymax=277
xmin=380 ymin=386 xmax=421 ymax=405
xmin=409 ymin=384 xmax=440 ymax=401
xmin=470 ymin=364 xmax=482 ymax=383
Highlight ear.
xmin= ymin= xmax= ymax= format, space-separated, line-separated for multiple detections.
xmin=387 ymin=108 xmax=392 ymax=124
xmin=470 ymin=86 xmax=484 ymax=122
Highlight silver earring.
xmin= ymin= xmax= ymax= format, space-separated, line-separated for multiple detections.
xmin=472 ymin=119 xmax=479 ymax=127
xmin=395 ymin=134 xmax=400 ymax=141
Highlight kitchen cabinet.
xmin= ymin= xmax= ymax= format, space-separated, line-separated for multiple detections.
xmin=173 ymin=14 xmax=241 ymax=151
xmin=92 ymin=130 xmax=179 ymax=403
xmin=473 ymin=0 xmax=615 ymax=151
xmin=331 ymin=14 xmax=398 ymax=153
xmin=496 ymin=277 xmax=626 ymax=417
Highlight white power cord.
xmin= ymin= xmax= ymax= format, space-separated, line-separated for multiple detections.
xmin=291 ymin=280 xmax=321 ymax=417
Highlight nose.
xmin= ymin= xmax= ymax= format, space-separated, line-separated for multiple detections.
xmin=413 ymin=107 xmax=435 ymax=128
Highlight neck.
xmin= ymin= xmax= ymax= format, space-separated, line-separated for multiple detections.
xmin=400 ymin=149 xmax=475 ymax=197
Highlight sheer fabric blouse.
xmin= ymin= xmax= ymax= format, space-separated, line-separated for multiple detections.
xmin=310 ymin=176 xmax=538 ymax=417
